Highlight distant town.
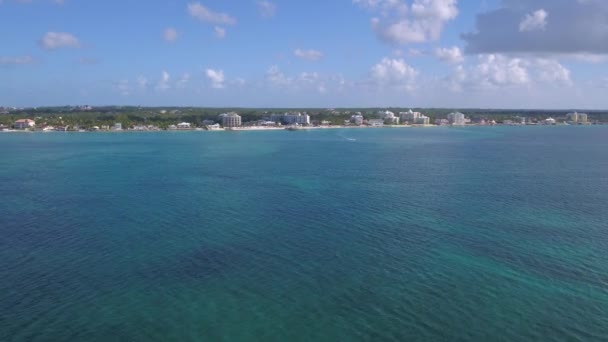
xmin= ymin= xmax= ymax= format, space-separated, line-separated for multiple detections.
xmin=0 ymin=106 xmax=604 ymax=132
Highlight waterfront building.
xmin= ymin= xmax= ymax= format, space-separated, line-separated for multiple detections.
xmin=377 ymin=111 xmax=395 ymax=120
xmin=399 ymin=109 xmax=421 ymax=123
xmin=112 ymin=123 xmax=123 ymax=131
xmin=219 ymin=112 xmax=242 ymax=127
xmin=271 ymin=113 xmax=310 ymax=125
xmin=177 ymin=122 xmax=192 ymax=129
xmin=543 ymin=117 xmax=556 ymax=125
xmin=414 ymin=115 xmax=430 ymax=125
xmin=368 ymin=119 xmax=384 ymax=127
xmin=14 ymin=119 xmax=35 ymax=129
xmin=567 ymin=112 xmax=588 ymax=123
xmin=447 ymin=112 xmax=466 ymax=126
xmin=351 ymin=114 xmax=364 ymax=125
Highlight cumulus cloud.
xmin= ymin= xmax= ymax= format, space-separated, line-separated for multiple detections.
xmin=0 ymin=55 xmax=35 ymax=65
xmin=444 ymin=54 xmax=571 ymax=91
xmin=369 ymin=57 xmax=418 ymax=90
xmin=163 ymin=27 xmax=178 ymax=42
xmin=463 ymin=0 xmax=608 ymax=55
xmin=176 ymin=73 xmax=191 ymax=88
xmin=519 ymin=9 xmax=548 ymax=32
xmin=356 ymin=0 xmax=458 ymax=45
xmin=187 ymin=2 xmax=236 ymax=25
xmin=156 ymin=71 xmax=171 ymax=91
xmin=39 ymin=31 xmax=80 ymax=50
xmin=257 ymin=1 xmax=276 ymax=18
xmin=266 ymin=65 xmax=292 ymax=86
xmin=294 ymin=48 xmax=323 ymax=61
xmin=435 ymin=46 xmax=464 ymax=64
xmin=205 ymin=69 xmax=225 ymax=88
xmin=214 ymin=26 xmax=226 ymax=39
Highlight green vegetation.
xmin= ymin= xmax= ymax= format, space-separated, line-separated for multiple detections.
xmin=1 ymin=106 xmax=607 ymax=129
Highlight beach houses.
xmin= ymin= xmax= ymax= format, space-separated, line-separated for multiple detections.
xmin=14 ymin=119 xmax=35 ymax=129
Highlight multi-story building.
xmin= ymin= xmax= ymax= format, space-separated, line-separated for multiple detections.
xmin=567 ymin=112 xmax=588 ymax=123
xmin=399 ymin=109 xmax=421 ymax=123
xmin=177 ymin=122 xmax=192 ymax=129
xmin=14 ymin=119 xmax=35 ymax=129
xmin=368 ymin=119 xmax=384 ymax=127
xmin=219 ymin=112 xmax=242 ymax=127
xmin=112 ymin=123 xmax=123 ymax=131
xmin=447 ymin=112 xmax=466 ymax=126
xmin=351 ymin=114 xmax=364 ymax=125
xmin=414 ymin=115 xmax=430 ymax=125
xmin=270 ymin=113 xmax=310 ymax=125
xmin=543 ymin=117 xmax=556 ymax=125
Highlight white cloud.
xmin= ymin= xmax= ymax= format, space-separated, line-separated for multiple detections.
xmin=445 ymin=54 xmax=571 ymax=91
xmin=116 ymin=79 xmax=130 ymax=96
xmin=156 ymin=71 xmax=171 ymax=91
xmin=214 ymin=26 xmax=226 ymax=39
xmin=137 ymin=76 xmax=148 ymax=89
xmin=176 ymin=73 xmax=191 ymax=88
xmin=519 ymin=9 xmax=548 ymax=32
xmin=370 ymin=57 xmax=418 ymax=90
xmin=39 ymin=31 xmax=80 ymax=50
xmin=0 ymin=55 xmax=35 ymax=65
xmin=266 ymin=65 xmax=292 ymax=86
xmin=205 ymin=69 xmax=225 ymax=88
xmin=163 ymin=27 xmax=178 ymax=42
xmin=294 ymin=48 xmax=323 ymax=61
xmin=358 ymin=0 xmax=458 ymax=45
xmin=257 ymin=0 xmax=276 ymax=18
xmin=435 ymin=46 xmax=464 ymax=64
xmin=187 ymin=2 xmax=236 ymax=25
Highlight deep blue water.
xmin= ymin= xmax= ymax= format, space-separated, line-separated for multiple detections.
xmin=1 ymin=126 xmax=607 ymax=341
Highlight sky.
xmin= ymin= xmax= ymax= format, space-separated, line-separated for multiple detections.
xmin=1 ymin=0 xmax=608 ymax=108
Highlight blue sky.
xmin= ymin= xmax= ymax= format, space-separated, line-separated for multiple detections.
xmin=1 ymin=0 xmax=607 ymax=108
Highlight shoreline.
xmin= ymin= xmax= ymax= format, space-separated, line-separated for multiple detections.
xmin=0 ymin=123 xmax=600 ymax=133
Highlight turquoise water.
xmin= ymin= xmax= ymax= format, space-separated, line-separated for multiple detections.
xmin=1 ymin=127 xmax=607 ymax=341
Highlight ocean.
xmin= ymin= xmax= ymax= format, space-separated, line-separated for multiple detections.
xmin=1 ymin=126 xmax=607 ymax=341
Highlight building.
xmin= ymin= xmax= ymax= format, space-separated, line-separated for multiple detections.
xmin=270 ymin=113 xmax=310 ymax=125
xmin=351 ymin=114 xmax=364 ymax=125
xmin=447 ymin=112 xmax=466 ymax=126
xmin=567 ymin=112 xmax=588 ymax=123
xmin=14 ymin=119 xmax=35 ymax=129
xmin=368 ymin=119 xmax=384 ymax=127
xmin=219 ymin=112 xmax=242 ymax=127
xmin=112 ymin=123 xmax=123 ymax=131
xmin=399 ymin=109 xmax=421 ymax=123
xmin=177 ymin=122 xmax=191 ymax=129
xmin=543 ymin=117 xmax=556 ymax=125
xmin=202 ymin=119 xmax=215 ymax=126
xmin=377 ymin=110 xmax=395 ymax=119
xmin=414 ymin=115 xmax=430 ymax=125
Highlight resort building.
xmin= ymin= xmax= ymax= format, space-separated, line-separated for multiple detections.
xmin=270 ymin=113 xmax=310 ymax=125
xmin=14 ymin=119 xmax=35 ymax=129
xmin=414 ymin=116 xmax=430 ymax=125
xmin=351 ymin=114 xmax=364 ymax=125
xmin=219 ymin=112 xmax=242 ymax=127
xmin=177 ymin=122 xmax=191 ymax=129
xmin=566 ymin=112 xmax=588 ymax=123
xmin=447 ymin=112 xmax=466 ymax=126
xmin=543 ymin=117 xmax=556 ymax=125
xmin=112 ymin=123 xmax=123 ymax=131
xmin=399 ymin=109 xmax=421 ymax=123
xmin=368 ymin=119 xmax=384 ymax=127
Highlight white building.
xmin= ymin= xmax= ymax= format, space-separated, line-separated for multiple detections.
xmin=112 ymin=123 xmax=123 ymax=131
xmin=351 ymin=114 xmax=364 ymax=125
xmin=566 ymin=112 xmax=588 ymax=123
xmin=447 ymin=112 xmax=466 ymax=126
xmin=271 ymin=113 xmax=310 ymax=125
xmin=368 ymin=119 xmax=384 ymax=127
xmin=377 ymin=110 xmax=395 ymax=120
xmin=399 ymin=109 xmax=421 ymax=123
xmin=543 ymin=117 xmax=556 ymax=125
xmin=414 ymin=115 xmax=430 ymax=125
xmin=219 ymin=112 xmax=242 ymax=127
xmin=14 ymin=119 xmax=35 ymax=129
xmin=177 ymin=122 xmax=191 ymax=129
